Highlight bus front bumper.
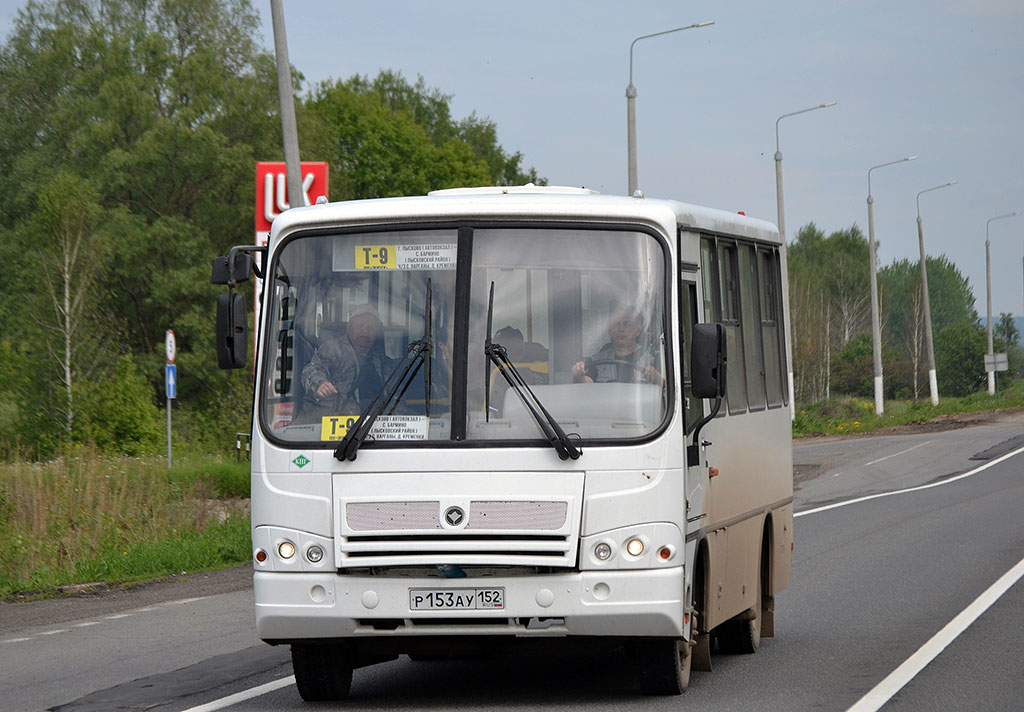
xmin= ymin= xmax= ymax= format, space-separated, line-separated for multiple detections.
xmin=254 ymin=567 xmax=684 ymax=641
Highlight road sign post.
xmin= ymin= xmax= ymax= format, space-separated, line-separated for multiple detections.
xmin=165 ymin=330 xmax=176 ymax=468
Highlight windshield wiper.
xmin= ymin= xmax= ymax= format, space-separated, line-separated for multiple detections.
xmin=334 ymin=281 xmax=433 ymax=462
xmin=484 ymin=282 xmax=581 ymax=461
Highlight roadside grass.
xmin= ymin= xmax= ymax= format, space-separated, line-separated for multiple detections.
xmin=0 ymin=449 xmax=251 ymax=599
xmin=793 ymin=380 xmax=1024 ymax=437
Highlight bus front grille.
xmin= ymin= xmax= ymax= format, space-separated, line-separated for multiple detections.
xmin=338 ymin=533 xmax=575 ymax=568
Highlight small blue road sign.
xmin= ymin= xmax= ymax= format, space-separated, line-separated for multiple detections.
xmin=166 ymin=363 xmax=177 ymax=399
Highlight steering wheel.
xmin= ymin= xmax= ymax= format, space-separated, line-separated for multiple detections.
xmin=586 ymin=358 xmax=648 ymax=382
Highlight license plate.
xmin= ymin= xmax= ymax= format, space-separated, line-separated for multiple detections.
xmin=409 ymin=587 xmax=505 ymax=610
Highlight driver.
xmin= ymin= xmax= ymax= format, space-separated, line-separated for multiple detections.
xmin=571 ymin=306 xmax=664 ymax=385
xmin=301 ymin=304 xmax=394 ymax=413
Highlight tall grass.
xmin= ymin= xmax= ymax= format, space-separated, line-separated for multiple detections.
xmin=0 ymin=448 xmax=251 ymax=597
xmin=793 ymin=381 xmax=1024 ymax=436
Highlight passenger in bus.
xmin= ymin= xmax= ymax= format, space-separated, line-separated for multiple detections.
xmin=490 ymin=325 xmax=548 ymax=413
xmin=571 ymin=306 xmax=664 ymax=385
xmin=301 ymin=304 xmax=395 ymax=414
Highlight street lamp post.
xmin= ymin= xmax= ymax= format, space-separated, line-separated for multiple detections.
xmin=626 ymin=21 xmax=714 ymax=196
xmin=775 ymin=102 xmax=837 ymax=418
xmin=915 ymin=181 xmax=957 ymax=406
xmin=867 ymin=156 xmax=918 ymax=415
xmin=985 ymin=211 xmax=1021 ymax=395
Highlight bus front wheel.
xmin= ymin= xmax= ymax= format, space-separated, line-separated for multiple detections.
xmin=638 ymin=638 xmax=691 ymax=695
xmin=292 ymin=642 xmax=353 ymax=701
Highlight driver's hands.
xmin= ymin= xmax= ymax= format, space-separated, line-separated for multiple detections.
xmin=642 ymin=365 xmax=665 ymax=386
xmin=571 ymin=360 xmax=594 ymax=383
xmin=316 ymin=381 xmax=338 ymax=399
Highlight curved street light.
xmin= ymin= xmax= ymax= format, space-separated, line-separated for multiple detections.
xmin=915 ymin=181 xmax=958 ymax=406
xmin=774 ymin=101 xmax=837 ymax=416
xmin=867 ymin=156 xmax=918 ymax=415
xmin=626 ymin=21 xmax=714 ymax=195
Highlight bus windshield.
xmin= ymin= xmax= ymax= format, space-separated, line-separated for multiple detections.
xmin=260 ymin=225 xmax=669 ymax=447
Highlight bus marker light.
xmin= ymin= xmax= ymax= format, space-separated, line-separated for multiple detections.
xmin=658 ymin=546 xmax=674 ymax=561
xmin=255 ymin=549 xmax=267 ymax=563
xmin=278 ymin=541 xmax=296 ymax=559
xmin=594 ymin=543 xmax=612 ymax=561
xmin=626 ymin=538 xmax=645 ymax=557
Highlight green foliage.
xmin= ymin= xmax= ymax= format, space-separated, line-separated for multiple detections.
xmin=304 ymin=71 xmax=543 ymax=200
xmin=935 ymin=321 xmax=987 ymax=397
xmin=831 ymin=333 xmax=873 ymax=397
xmin=0 ymin=3 xmax=541 ymax=459
xmin=75 ymin=356 xmax=162 ymax=455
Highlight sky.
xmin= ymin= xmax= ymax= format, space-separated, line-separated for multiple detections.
xmin=2 ymin=1 xmax=1023 ymax=317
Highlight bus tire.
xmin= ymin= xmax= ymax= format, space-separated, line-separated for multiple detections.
xmin=639 ymin=638 xmax=691 ymax=695
xmin=291 ymin=642 xmax=353 ymax=701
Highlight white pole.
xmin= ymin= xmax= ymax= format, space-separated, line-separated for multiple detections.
xmin=867 ymin=157 xmax=918 ymax=415
xmin=775 ymin=102 xmax=836 ymax=418
xmin=625 ymin=21 xmax=714 ymax=195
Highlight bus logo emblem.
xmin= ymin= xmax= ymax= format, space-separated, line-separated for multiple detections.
xmin=292 ymin=455 xmax=310 ymax=469
xmin=443 ymin=506 xmax=466 ymax=527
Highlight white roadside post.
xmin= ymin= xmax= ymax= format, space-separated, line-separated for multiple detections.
xmin=165 ymin=329 xmax=177 ymax=469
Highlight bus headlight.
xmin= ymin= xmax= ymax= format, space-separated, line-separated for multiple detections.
xmin=305 ymin=544 xmax=324 ymax=563
xmin=278 ymin=541 xmax=296 ymax=559
xmin=594 ymin=542 xmax=613 ymax=561
xmin=625 ymin=538 xmax=645 ymax=557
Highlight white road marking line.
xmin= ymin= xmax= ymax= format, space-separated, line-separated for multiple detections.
xmin=39 ymin=629 xmax=67 ymax=635
xmin=73 ymin=621 xmax=99 ymax=628
xmin=104 ymin=613 xmax=133 ymax=620
xmin=796 ymin=444 xmax=1024 ymax=518
xmin=863 ymin=440 xmax=932 ymax=467
xmin=846 ymin=554 xmax=1024 ymax=712
xmin=161 ymin=596 xmax=208 ymax=606
xmin=2 ymin=637 xmax=33 ymax=644
xmin=180 ymin=675 xmax=295 ymax=712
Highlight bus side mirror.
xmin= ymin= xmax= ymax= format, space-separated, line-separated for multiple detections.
xmin=216 ymin=292 xmax=248 ymax=369
xmin=211 ymin=254 xmax=253 ymax=285
xmin=691 ymin=323 xmax=725 ymax=399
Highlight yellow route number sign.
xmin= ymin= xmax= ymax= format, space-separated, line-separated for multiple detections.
xmin=321 ymin=415 xmax=359 ymax=441
xmin=355 ymin=245 xmax=396 ymax=270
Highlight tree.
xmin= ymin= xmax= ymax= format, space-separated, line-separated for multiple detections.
xmin=788 ymin=223 xmax=871 ymax=404
xmin=302 ymin=71 xmax=543 ymax=200
xmin=27 ymin=171 xmax=107 ymax=436
xmin=935 ymin=322 xmax=986 ymax=397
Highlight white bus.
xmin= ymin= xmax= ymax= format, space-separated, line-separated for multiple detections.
xmin=213 ymin=185 xmax=793 ymax=699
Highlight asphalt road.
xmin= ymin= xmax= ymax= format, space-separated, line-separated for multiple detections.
xmin=3 ymin=412 xmax=1023 ymax=712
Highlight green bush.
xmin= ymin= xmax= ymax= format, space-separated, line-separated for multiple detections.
xmin=75 ymin=356 xmax=163 ymax=455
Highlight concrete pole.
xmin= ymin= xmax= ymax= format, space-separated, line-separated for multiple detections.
xmin=270 ymin=0 xmax=304 ymax=209
xmin=867 ymin=194 xmax=885 ymax=414
xmin=915 ymin=181 xmax=956 ymax=406
xmin=917 ymin=216 xmax=939 ymax=405
xmin=625 ymin=22 xmax=713 ymax=196
xmin=627 ymin=84 xmax=638 ymax=195
xmin=867 ymin=157 xmax=917 ymax=415
xmin=774 ymin=102 xmax=836 ymax=418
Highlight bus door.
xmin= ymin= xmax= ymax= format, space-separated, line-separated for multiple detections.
xmin=679 ymin=279 xmax=708 ymax=526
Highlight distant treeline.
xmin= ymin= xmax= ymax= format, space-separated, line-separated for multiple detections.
xmin=788 ymin=223 xmax=1021 ymax=405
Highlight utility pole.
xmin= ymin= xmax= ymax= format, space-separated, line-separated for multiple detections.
xmin=270 ymin=0 xmax=304 ymax=210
